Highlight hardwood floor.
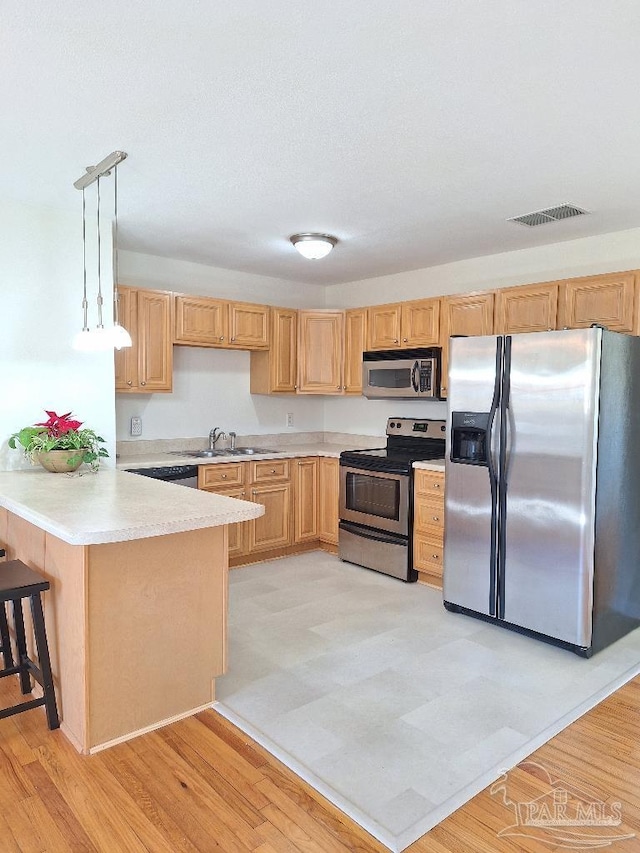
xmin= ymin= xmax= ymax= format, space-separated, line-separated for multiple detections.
xmin=0 ymin=672 xmax=639 ymax=852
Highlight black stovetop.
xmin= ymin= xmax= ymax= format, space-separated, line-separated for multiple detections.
xmin=340 ymin=417 xmax=446 ymax=474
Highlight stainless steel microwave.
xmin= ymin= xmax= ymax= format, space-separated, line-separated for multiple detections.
xmin=362 ymin=348 xmax=441 ymax=399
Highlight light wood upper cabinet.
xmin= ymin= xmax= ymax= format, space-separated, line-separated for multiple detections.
xmin=439 ymin=291 xmax=495 ymax=398
xmin=367 ymin=303 xmax=402 ymax=349
xmin=297 ymin=311 xmax=344 ymax=394
xmin=174 ymin=295 xmax=228 ymax=345
xmin=343 ymin=309 xmax=367 ymax=395
xmin=293 ymin=457 xmax=318 ymax=543
xmin=115 ymin=286 xmax=173 ymax=393
xmin=494 ymin=282 xmax=559 ymax=335
xmin=228 ymin=301 xmax=269 ymax=349
xmin=174 ymin=295 xmax=269 ymax=350
xmin=318 ymin=457 xmax=339 ymax=545
xmin=367 ymin=298 xmax=440 ymax=349
xmin=250 ymin=307 xmax=298 ymax=394
xmin=557 ymin=272 xmax=637 ymax=333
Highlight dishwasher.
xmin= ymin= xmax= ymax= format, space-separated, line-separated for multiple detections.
xmin=124 ymin=464 xmax=199 ymax=488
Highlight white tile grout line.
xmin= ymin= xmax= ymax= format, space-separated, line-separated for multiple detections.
xmin=215 ymin=655 xmax=640 ymax=853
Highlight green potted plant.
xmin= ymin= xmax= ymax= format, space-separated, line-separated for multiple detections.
xmin=8 ymin=410 xmax=109 ymax=472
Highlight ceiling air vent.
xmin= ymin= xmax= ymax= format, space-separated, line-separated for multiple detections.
xmin=508 ymin=204 xmax=589 ymax=227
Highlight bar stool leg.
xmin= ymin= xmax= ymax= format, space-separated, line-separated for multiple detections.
xmin=0 ymin=603 xmax=14 ymax=670
xmin=12 ymin=598 xmax=32 ymax=695
xmin=29 ymin=592 xmax=60 ymax=730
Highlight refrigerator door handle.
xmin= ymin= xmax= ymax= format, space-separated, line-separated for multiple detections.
xmin=486 ymin=337 xmax=503 ymax=617
xmin=497 ymin=335 xmax=512 ymax=620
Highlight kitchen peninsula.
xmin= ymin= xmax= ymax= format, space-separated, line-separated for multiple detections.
xmin=0 ymin=468 xmax=263 ymax=754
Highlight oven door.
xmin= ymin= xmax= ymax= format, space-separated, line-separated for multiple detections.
xmin=339 ymin=466 xmax=409 ymax=536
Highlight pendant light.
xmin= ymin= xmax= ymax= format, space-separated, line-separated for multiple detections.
xmin=290 ymin=233 xmax=338 ymax=260
xmin=72 ymin=151 xmax=130 ymax=351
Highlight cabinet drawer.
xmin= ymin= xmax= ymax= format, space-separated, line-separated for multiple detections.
xmin=250 ymin=459 xmax=291 ymax=483
xmin=414 ymin=498 xmax=444 ymax=534
xmin=414 ymin=534 xmax=444 ymax=576
xmin=414 ymin=469 xmax=445 ymax=499
xmin=199 ymin=463 xmax=245 ymax=489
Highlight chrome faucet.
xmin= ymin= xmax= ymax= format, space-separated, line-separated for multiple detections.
xmin=208 ymin=427 xmax=226 ymax=450
xmin=228 ymin=431 xmax=237 ymax=451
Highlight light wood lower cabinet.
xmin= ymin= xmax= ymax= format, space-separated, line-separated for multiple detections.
xmin=198 ymin=463 xmax=247 ymax=559
xmin=293 ymin=457 xmax=318 ymax=543
xmin=413 ymin=468 xmax=445 ymax=588
xmin=318 ymin=457 xmax=339 ymax=546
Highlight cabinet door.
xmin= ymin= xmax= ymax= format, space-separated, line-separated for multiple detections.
xmin=318 ymin=457 xmax=339 ymax=545
xmin=198 ymin=483 xmax=247 ymax=559
xmin=137 ymin=290 xmax=173 ymax=392
xmin=293 ymin=457 xmax=318 ymax=543
xmin=114 ymin=286 xmax=138 ymax=391
xmin=367 ymin=304 xmax=402 ymax=350
xmin=297 ymin=311 xmax=344 ymax=394
xmin=174 ymin=296 xmax=228 ymax=346
xmin=557 ymin=272 xmax=637 ymax=333
xmin=229 ymin=302 xmax=269 ymax=349
xmin=248 ymin=483 xmax=292 ymax=552
xmin=439 ymin=292 xmax=495 ymax=398
xmin=250 ymin=307 xmax=297 ymax=394
xmin=343 ymin=309 xmax=366 ymax=394
xmin=401 ymin=298 xmax=441 ymax=347
xmin=494 ymin=283 xmax=559 ymax=334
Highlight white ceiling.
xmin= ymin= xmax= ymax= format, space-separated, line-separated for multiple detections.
xmin=4 ymin=1 xmax=640 ymax=286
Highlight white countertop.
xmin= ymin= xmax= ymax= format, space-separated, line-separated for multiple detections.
xmin=0 ymin=468 xmax=264 ymax=546
xmin=413 ymin=459 xmax=446 ymax=472
xmin=117 ymin=442 xmax=359 ymax=470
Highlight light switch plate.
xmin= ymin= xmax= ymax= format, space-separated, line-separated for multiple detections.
xmin=131 ymin=416 xmax=142 ymax=436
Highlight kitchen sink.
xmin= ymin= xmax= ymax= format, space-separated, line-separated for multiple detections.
xmin=170 ymin=448 xmax=281 ymax=458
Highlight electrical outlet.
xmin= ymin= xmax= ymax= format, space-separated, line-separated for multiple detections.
xmin=130 ymin=416 xmax=142 ymax=437
xmin=286 ymin=412 xmax=294 ymax=428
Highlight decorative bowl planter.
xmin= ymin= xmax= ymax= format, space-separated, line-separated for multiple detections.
xmin=36 ymin=450 xmax=86 ymax=473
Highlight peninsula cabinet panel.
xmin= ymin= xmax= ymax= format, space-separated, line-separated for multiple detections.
xmin=318 ymin=457 xmax=339 ymax=545
xmin=343 ymin=308 xmax=367 ymax=394
xmin=115 ymin=286 xmax=173 ymax=393
xmin=557 ymin=272 xmax=637 ymax=333
xmin=439 ymin=291 xmax=495 ymax=398
xmin=293 ymin=457 xmax=319 ymax=543
xmin=250 ymin=307 xmax=298 ymax=394
xmin=494 ymin=282 xmax=559 ymax=335
xmin=174 ymin=295 xmax=228 ymax=346
xmin=297 ymin=311 xmax=344 ymax=394
xmin=228 ymin=301 xmax=269 ymax=349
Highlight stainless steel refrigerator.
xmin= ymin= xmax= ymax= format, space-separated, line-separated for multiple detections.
xmin=443 ymin=327 xmax=640 ymax=656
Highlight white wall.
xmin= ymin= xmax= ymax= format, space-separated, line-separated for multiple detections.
xmin=322 ymin=226 xmax=640 ymax=433
xmin=116 ymin=251 xmax=325 ymax=440
xmin=0 ymin=201 xmax=116 ymax=470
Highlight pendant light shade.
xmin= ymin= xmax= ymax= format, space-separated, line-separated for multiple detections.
xmin=290 ymin=233 xmax=338 ymax=260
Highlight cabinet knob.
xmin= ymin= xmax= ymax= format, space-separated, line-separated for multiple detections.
xmin=219 ymin=336 xmax=225 ymax=341
xmin=432 ymin=515 xmax=440 ymax=522
xmin=221 ymin=473 xmax=227 ymax=479
xmin=433 ymin=483 xmax=440 ymax=489
xmin=432 ymin=553 xmax=440 ymax=560
xmin=252 ymin=489 xmax=257 ymax=496
xmin=271 ymin=468 xmax=276 ymax=474
xmin=127 ymin=380 xmax=133 ymax=386
xmin=242 ymin=491 xmax=246 ymax=496
xmin=140 ymin=380 xmax=146 ymax=386
xmin=393 ymin=338 xmax=398 ymax=343
xmin=231 ymin=337 xmax=236 ymax=342
xmin=336 ymin=385 xmax=341 ymax=389
xmin=403 ymin=338 xmax=408 ymax=342
xmin=294 ymin=385 xmax=298 ymax=390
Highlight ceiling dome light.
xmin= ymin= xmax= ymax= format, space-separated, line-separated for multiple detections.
xmin=290 ymin=233 xmax=338 ymax=260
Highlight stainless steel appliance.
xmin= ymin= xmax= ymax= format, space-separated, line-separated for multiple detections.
xmin=339 ymin=418 xmax=446 ymax=581
xmin=362 ymin=348 xmax=441 ymax=399
xmin=444 ymin=327 xmax=640 ymax=656
xmin=124 ymin=464 xmax=199 ymax=488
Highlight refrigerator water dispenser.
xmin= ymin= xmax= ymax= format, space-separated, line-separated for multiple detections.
xmin=450 ymin=412 xmax=490 ymax=465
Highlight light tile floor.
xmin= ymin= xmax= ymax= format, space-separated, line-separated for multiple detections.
xmin=215 ymin=552 xmax=640 ymax=852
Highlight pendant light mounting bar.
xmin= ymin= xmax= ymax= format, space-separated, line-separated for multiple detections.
xmin=73 ymin=150 xmax=128 ymax=190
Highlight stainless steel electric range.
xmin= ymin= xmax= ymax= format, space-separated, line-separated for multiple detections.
xmin=339 ymin=417 xmax=446 ymax=582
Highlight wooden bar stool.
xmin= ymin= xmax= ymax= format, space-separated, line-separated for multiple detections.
xmin=0 ymin=559 xmax=60 ymax=730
